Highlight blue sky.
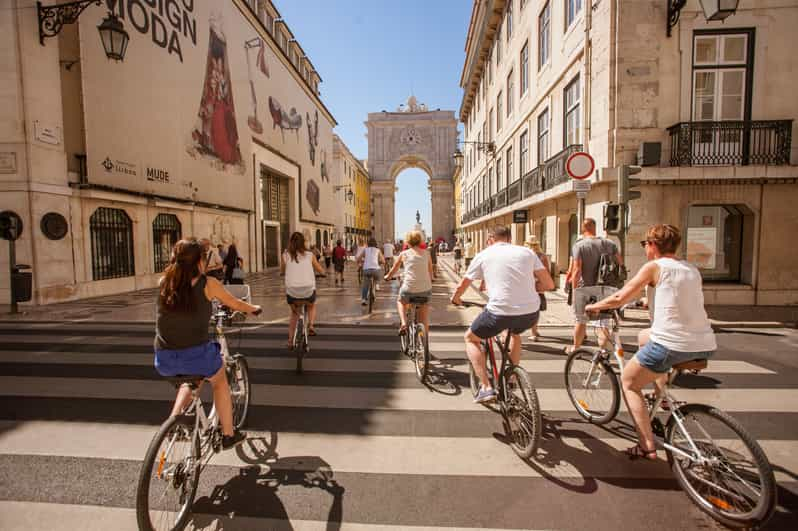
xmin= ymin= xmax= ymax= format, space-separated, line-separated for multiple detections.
xmin=275 ymin=0 xmax=471 ymax=238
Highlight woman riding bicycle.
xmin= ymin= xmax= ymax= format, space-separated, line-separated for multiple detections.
xmin=357 ymin=237 xmax=384 ymax=306
xmin=585 ymin=224 xmax=716 ymax=460
xmin=282 ymin=231 xmax=326 ymax=346
xmin=154 ymin=238 xmax=261 ymax=451
xmin=385 ymin=230 xmax=433 ymax=335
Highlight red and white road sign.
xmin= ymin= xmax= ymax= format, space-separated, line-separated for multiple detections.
xmin=566 ymin=151 xmax=595 ymax=180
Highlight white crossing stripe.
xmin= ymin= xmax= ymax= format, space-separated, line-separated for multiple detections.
xmin=0 ymin=376 xmax=796 ymax=412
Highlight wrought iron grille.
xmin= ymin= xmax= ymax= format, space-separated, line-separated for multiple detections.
xmin=668 ymin=120 xmax=792 ymax=166
xmin=90 ymin=207 xmax=134 ymax=280
xmin=152 ymin=213 xmax=181 ymax=273
xmin=522 ymin=167 xmax=543 ymax=198
xmin=544 ymin=144 xmax=581 ymax=188
xmin=508 ymin=179 xmax=522 ymax=203
xmin=494 ymin=189 xmax=508 ymax=210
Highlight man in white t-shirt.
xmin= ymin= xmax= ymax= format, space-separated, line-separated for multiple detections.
xmin=451 ymin=226 xmax=555 ymax=403
xmin=383 ymin=241 xmax=395 ymax=274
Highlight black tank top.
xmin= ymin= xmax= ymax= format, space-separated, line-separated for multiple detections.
xmin=154 ymin=275 xmax=212 ymax=350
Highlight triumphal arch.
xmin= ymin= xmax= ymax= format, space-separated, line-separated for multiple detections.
xmin=366 ymin=96 xmax=458 ymax=243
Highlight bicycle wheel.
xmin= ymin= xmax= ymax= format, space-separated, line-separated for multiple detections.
xmin=294 ymin=317 xmax=304 ymax=374
xmin=400 ymin=325 xmax=409 ymax=356
xmin=665 ymin=404 xmax=777 ymax=529
xmin=226 ymin=354 xmax=251 ymax=429
xmin=368 ymin=279 xmax=375 ymax=314
xmin=503 ymin=366 xmax=542 ymax=459
xmin=564 ymin=348 xmax=620 ymax=424
xmin=136 ymin=415 xmax=200 ymax=531
xmin=413 ymin=325 xmax=429 ymax=383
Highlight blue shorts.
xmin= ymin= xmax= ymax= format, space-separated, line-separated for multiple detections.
xmin=470 ymin=309 xmax=539 ymax=339
xmin=155 ymin=341 xmax=223 ymax=378
xmin=635 ymin=341 xmax=715 ymax=374
xmin=399 ymin=288 xmax=431 ymax=304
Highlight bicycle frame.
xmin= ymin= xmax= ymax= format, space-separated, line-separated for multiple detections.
xmin=483 ymin=332 xmax=512 ymax=400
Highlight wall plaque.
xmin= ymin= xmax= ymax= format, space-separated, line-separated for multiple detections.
xmin=0 ymin=152 xmax=16 ymax=173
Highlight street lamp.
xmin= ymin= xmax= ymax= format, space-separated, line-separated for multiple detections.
xmin=333 ymin=185 xmax=354 ymax=203
xmin=667 ymin=0 xmax=739 ymax=37
xmin=38 ymin=1 xmax=130 ymax=61
xmin=452 ymin=140 xmax=496 ymax=164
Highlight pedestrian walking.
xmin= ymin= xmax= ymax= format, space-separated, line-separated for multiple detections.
xmin=332 ymin=239 xmax=347 ymax=286
xmin=524 ymin=235 xmax=550 ymax=341
xmin=323 ymin=243 xmax=332 ymax=270
xmin=222 ymin=242 xmax=239 ymax=285
xmin=217 ymin=244 xmax=227 ymax=262
xmin=200 ymin=238 xmax=225 ymax=281
xmin=464 ymin=238 xmax=475 ymax=269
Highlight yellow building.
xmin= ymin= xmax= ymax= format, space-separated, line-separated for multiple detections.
xmin=354 ymin=163 xmax=371 ymax=240
xmin=332 ymin=136 xmax=370 ymax=248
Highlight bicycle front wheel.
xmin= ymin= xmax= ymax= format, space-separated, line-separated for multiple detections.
xmin=665 ymin=404 xmax=777 ymax=529
xmin=136 ymin=415 xmax=200 ymax=531
xmin=503 ymin=366 xmax=542 ymax=459
xmin=227 ymin=354 xmax=251 ymax=429
xmin=564 ymin=348 xmax=620 ymax=424
xmin=413 ymin=326 xmax=429 ymax=383
xmin=294 ymin=318 xmax=305 ymax=374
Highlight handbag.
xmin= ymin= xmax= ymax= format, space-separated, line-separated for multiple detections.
xmin=539 ymin=293 xmax=547 ymax=312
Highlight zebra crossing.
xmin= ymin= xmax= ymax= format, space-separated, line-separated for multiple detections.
xmin=0 ymin=321 xmax=796 ymax=530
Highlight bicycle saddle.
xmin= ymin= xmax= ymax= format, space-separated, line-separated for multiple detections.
xmin=672 ymin=359 xmax=708 ymax=372
xmin=407 ymin=296 xmax=429 ymax=304
xmin=166 ymin=375 xmax=206 ymax=389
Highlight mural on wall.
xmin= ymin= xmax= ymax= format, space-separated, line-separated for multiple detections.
xmin=320 ymin=149 xmax=328 ymax=182
xmin=307 ymin=110 xmax=319 ymax=165
xmin=306 ymin=179 xmax=320 ymax=215
xmin=268 ymin=96 xmax=302 ymax=142
xmin=187 ymin=15 xmax=244 ymax=173
xmin=244 ymin=37 xmax=270 ymax=134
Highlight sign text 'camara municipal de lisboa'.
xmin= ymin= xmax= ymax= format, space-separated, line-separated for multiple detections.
xmin=105 ymin=0 xmax=198 ymax=62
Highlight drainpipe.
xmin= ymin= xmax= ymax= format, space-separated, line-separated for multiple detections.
xmin=576 ymin=1 xmax=593 ymax=231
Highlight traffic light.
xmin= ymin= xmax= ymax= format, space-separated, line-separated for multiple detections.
xmin=604 ymin=203 xmax=622 ymax=234
xmin=618 ymin=165 xmax=643 ymax=204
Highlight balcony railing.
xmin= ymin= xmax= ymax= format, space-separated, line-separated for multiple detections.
xmin=667 ymin=120 xmax=792 ymax=166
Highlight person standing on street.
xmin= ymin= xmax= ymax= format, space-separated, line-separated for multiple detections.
xmin=357 ymin=237 xmax=384 ymax=304
xmin=323 ymin=243 xmax=332 ymax=270
xmin=464 ymin=238 xmax=475 ymax=269
xmin=383 ymin=240 xmax=395 ymax=275
xmin=524 ymin=236 xmax=550 ymax=341
xmin=452 ymin=239 xmax=464 ymax=275
xmin=217 ymin=244 xmax=227 ymax=262
xmin=222 ymin=242 xmax=239 ymax=285
xmin=566 ymin=218 xmax=623 ymax=354
xmin=200 ymin=238 xmax=225 ymax=281
xmin=332 ymin=239 xmax=347 ymax=286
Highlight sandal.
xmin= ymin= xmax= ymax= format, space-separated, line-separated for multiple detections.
xmin=398 ymin=325 xmax=408 ymax=336
xmin=308 ymin=328 xmax=317 ymax=336
xmin=625 ymin=443 xmax=657 ymax=461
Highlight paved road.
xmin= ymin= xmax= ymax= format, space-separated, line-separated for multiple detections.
xmin=0 ymin=319 xmax=796 ymax=530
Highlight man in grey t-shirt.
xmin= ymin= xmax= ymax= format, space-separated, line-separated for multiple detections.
xmin=566 ymin=218 xmax=622 ymax=353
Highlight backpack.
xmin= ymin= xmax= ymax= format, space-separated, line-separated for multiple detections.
xmin=596 ymin=239 xmax=627 ymax=288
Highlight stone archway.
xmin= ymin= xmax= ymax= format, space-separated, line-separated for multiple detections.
xmin=366 ymin=97 xmax=458 ymax=243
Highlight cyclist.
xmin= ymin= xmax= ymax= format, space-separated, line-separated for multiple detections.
xmin=154 ymin=238 xmax=261 ymax=451
xmin=332 ymin=239 xmax=347 ymax=286
xmin=357 ymin=237 xmax=384 ymax=305
xmin=585 ymin=224 xmax=716 ymax=460
xmin=282 ymin=232 xmax=326 ymax=346
xmin=383 ymin=240 xmax=395 ymax=275
xmin=451 ymin=226 xmax=554 ymax=403
xmin=385 ymin=230 xmax=433 ymax=335
xmin=452 ymin=239 xmax=464 ymax=275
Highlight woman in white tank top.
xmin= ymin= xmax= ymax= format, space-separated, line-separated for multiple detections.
xmin=385 ymin=230 xmax=434 ymax=335
xmin=281 ymin=232 xmax=326 ymax=346
xmin=585 ymin=224 xmax=716 ymax=461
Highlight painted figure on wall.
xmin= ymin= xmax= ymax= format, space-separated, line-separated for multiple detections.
xmin=320 ymin=149 xmax=328 ymax=182
xmin=244 ymin=37 xmax=269 ymax=135
xmin=307 ymin=110 xmax=319 ymax=165
xmin=188 ymin=15 xmax=244 ymax=172
xmin=268 ymin=96 xmax=302 ymax=142
xmin=306 ymin=179 xmax=320 ymax=215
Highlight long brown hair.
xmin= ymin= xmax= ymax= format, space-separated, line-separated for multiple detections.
xmin=287 ymin=232 xmax=307 ymax=263
xmin=159 ymin=238 xmax=203 ymax=312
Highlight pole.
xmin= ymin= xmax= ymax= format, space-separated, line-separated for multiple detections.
xmin=9 ymin=239 xmax=17 ymax=314
xmin=577 ymin=196 xmax=585 ymax=231
xmin=619 ymin=203 xmax=628 ymax=264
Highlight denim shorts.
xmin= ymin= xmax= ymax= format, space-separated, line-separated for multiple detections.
xmin=470 ymin=309 xmax=539 ymax=339
xmin=286 ymin=290 xmax=317 ymax=305
xmin=399 ymin=288 xmax=431 ymax=304
xmin=635 ymin=341 xmax=715 ymax=374
xmin=155 ymin=341 xmax=222 ymax=378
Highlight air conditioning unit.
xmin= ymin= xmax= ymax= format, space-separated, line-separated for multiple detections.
xmin=637 ymin=142 xmax=661 ymax=167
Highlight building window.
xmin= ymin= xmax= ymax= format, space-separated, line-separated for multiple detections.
xmin=506 ymin=146 xmax=514 ymax=183
xmin=520 ymin=130 xmax=529 ymax=176
xmin=692 ymin=32 xmax=750 ymax=124
xmin=152 ymin=213 xmax=181 ymax=273
xmin=520 ymin=41 xmax=529 ymax=96
xmin=488 ymin=166 xmax=495 ymax=196
xmin=497 ymin=23 xmax=502 ymax=64
xmin=496 ymin=93 xmax=503 ymax=131
xmin=566 ymin=0 xmax=582 ymax=29
xmin=539 ymin=2 xmax=551 ymax=69
xmin=488 ymin=44 xmax=493 ymax=85
xmin=90 ymin=207 xmax=134 ymax=281
xmin=564 ymin=75 xmax=581 ymax=146
xmin=506 ymin=0 xmax=513 ymax=41
xmin=537 ymin=108 xmax=550 ymax=164
xmin=489 ymin=108 xmax=494 ymax=140
xmin=686 ymin=205 xmax=753 ymax=283
xmin=496 ymin=156 xmax=503 ymax=190
xmin=506 ymin=70 xmax=514 ymax=116
xmin=477 ymin=132 xmax=482 ymax=159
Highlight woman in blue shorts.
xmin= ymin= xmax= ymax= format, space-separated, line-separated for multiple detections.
xmin=586 ymin=224 xmax=716 ymax=460
xmin=155 ymin=238 xmax=261 ymax=451
xmin=384 ymin=230 xmax=434 ymax=335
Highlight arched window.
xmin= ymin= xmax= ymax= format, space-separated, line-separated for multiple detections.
xmin=315 ymin=229 xmax=321 ymax=249
xmin=90 ymin=207 xmax=134 ymax=280
xmin=323 ymin=231 xmax=329 ymax=246
xmin=152 ymin=213 xmax=182 ymax=273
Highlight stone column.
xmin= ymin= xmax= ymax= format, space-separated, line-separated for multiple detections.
xmin=370 ymin=180 xmax=395 ymax=243
xmin=430 ymin=178 xmax=454 ymax=241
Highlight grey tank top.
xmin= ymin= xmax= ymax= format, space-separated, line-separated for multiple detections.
xmin=155 ymin=275 xmax=212 ymax=350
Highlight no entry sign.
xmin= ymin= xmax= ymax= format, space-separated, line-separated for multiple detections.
xmin=566 ymin=152 xmax=595 ymax=180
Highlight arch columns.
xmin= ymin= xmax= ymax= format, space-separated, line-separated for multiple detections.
xmin=430 ymin=178 xmax=454 ymax=241
xmin=371 ymin=180 xmax=395 ymax=243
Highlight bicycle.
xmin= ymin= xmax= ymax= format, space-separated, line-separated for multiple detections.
xmin=563 ymin=307 xmax=777 ymax=528
xmin=397 ymin=294 xmax=430 ymax=383
xmin=136 ymin=309 xmax=253 ymax=531
xmin=290 ymin=301 xmax=311 ymax=373
xmin=458 ymin=301 xmax=542 ymax=460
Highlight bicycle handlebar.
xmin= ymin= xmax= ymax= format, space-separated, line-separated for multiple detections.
xmin=453 ymin=300 xmax=485 ymax=309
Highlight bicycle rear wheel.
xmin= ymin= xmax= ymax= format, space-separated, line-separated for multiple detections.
xmin=665 ymin=404 xmax=777 ymax=529
xmin=294 ymin=317 xmax=305 ymax=374
xmin=564 ymin=348 xmax=620 ymax=424
xmin=368 ymin=279 xmax=375 ymax=314
xmin=226 ymin=354 xmax=251 ymax=429
xmin=503 ymin=366 xmax=542 ymax=459
xmin=413 ymin=325 xmax=429 ymax=383
xmin=136 ymin=415 xmax=200 ymax=531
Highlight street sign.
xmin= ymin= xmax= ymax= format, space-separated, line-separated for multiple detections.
xmin=566 ymin=151 xmax=595 ymax=180
xmin=576 ymin=191 xmax=588 ymax=199
xmin=512 ymin=209 xmax=528 ymax=224
xmin=572 ymin=180 xmax=591 ymax=193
